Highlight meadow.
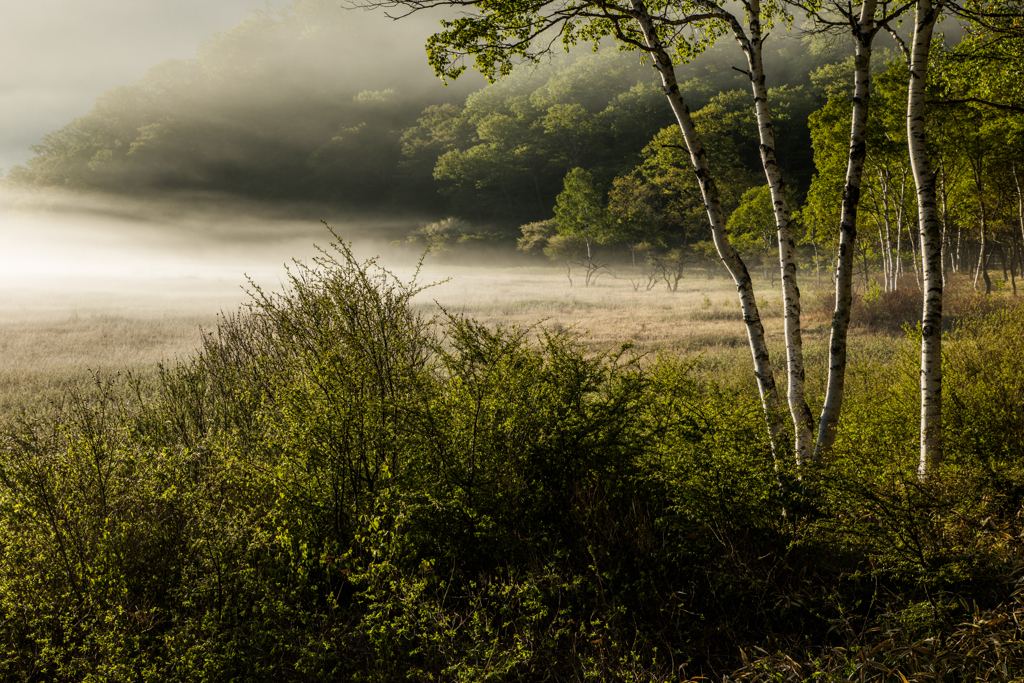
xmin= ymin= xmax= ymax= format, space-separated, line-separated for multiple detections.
xmin=0 ymin=276 xmax=243 ymax=415
xmin=0 ymin=258 xmax=924 ymax=417
xmin=3 ymin=245 xmax=1023 ymax=681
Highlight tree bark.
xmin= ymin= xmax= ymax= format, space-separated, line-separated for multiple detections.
xmin=815 ymin=0 xmax=877 ymax=459
xmin=906 ymin=0 xmax=945 ymax=479
xmin=969 ymin=143 xmax=991 ymax=293
xmin=627 ymin=0 xmax=784 ymax=449
xmin=974 ymin=207 xmax=991 ymax=293
xmin=726 ymin=0 xmax=814 ymax=464
xmin=939 ymin=160 xmax=951 ymax=284
xmin=1015 ymin=162 xmax=1024 ymax=249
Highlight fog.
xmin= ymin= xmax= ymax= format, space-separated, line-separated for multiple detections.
xmin=0 ymin=189 xmax=435 ymax=325
xmin=0 ymin=0 xmax=294 ymax=172
xmin=0 ymin=0 xmax=878 ymax=361
xmin=0 ymin=0 xmax=494 ymax=325
xmin=0 ymin=0 xmax=490 ymax=171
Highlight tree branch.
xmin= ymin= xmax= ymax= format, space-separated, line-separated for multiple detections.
xmin=927 ymin=97 xmax=1024 ymax=113
xmin=885 ymin=25 xmax=910 ymax=61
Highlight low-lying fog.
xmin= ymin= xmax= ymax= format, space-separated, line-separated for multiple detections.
xmin=0 ymin=190 xmax=444 ymax=409
xmin=0 ymin=190 xmax=755 ymax=414
xmin=0 ymin=191 xmax=427 ymax=321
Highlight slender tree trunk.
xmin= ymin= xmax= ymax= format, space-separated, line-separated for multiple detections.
xmin=902 ymin=171 xmax=921 ymax=288
xmin=863 ymin=238 xmax=871 ymax=289
xmin=939 ymin=161 xmax=951 ymax=285
xmin=878 ymin=219 xmax=891 ymax=288
xmin=956 ymin=219 xmax=963 ymax=272
xmin=1014 ymin=162 xmax=1024 ymax=249
xmin=1007 ymin=236 xmax=1015 ymax=294
xmin=895 ymin=206 xmax=904 ymax=285
xmin=974 ymin=206 xmax=991 ymax=293
xmin=907 ymin=0 xmax=945 ymax=479
xmin=815 ymin=0 xmax=877 ymax=459
xmin=627 ymin=0 xmax=783 ymax=450
xmin=899 ymin=171 xmax=910 ymax=286
xmin=812 ymin=238 xmax=822 ymax=287
xmin=879 ymin=170 xmax=896 ymax=289
xmin=908 ymin=213 xmax=922 ymax=288
xmin=727 ymin=0 xmax=814 ymax=464
xmin=969 ymin=150 xmax=991 ymax=293
xmin=1000 ymin=242 xmax=1009 ymax=284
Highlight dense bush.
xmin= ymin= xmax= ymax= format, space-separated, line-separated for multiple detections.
xmin=3 ymin=234 xmax=1024 ymax=681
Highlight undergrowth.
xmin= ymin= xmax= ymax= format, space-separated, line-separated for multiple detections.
xmin=2 ymin=234 xmax=1024 ymax=681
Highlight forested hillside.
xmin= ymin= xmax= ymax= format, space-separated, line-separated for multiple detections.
xmin=5 ymin=0 xmax=1020 ymax=300
xmin=2 ymin=0 xmax=824 ymax=227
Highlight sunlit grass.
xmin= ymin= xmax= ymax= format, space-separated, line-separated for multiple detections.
xmin=0 ymin=264 xmax=1004 ymax=418
xmin=0 ymin=276 xmax=244 ymax=414
xmin=416 ymin=265 xmax=800 ymax=356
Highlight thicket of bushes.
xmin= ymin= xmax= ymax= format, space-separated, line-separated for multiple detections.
xmin=3 ymin=235 xmax=1024 ymax=681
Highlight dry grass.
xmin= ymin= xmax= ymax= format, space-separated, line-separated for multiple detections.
xmin=414 ymin=265 xmax=848 ymax=395
xmin=0 ymin=276 xmax=246 ymax=414
xmin=2 ymin=266 xmax=804 ymax=414
xmin=416 ymin=266 xmax=801 ymax=356
xmin=3 ymin=264 xmax=1017 ymax=416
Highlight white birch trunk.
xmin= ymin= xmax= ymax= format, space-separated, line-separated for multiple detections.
xmin=628 ymin=0 xmax=784 ymax=447
xmin=878 ymin=219 xmax=891 ymax=289
xmin=895 ymin=174 xmax=907 ymax=284
xmin=978 ymin=204 xmax=992 ymax=293
xmin=906 ymin=0 xmax=945 ymax=479
xmin=956 ymin=220 xmax=963 ymax=272
xmin=726 ymin=0 xmax=814 ymax=464
xmin=871 ymin=181 xmax=890 ymax=290
xmin=939 ymin=162 xmax=951 ymax=284
xmin=969 ymin=155 xmax=992 ymax=293
xmin=898 ymin=171 xmax=921 ymax=287
xmin=814 ymin=0 xmax=877 ymax=459
xmin=880 ymin=170 xmax=896 ymax=290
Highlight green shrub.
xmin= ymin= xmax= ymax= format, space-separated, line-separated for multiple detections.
xmin=5 ymin=232 xmax=1024 ymax=680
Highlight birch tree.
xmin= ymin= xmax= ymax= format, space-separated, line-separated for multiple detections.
xmin=881 ymin=0 xmax=946 ymax=478
xmin=553 ymin=168 xmax=614 ymax=285
xmin=793 ymin=0 xmax=913 ymax=458
xmin=359 ymin=0 xmax=908 ymax=465
xmin=361 ymin=0 xmax=794 ymax=454
xmin=888 ymin=0 xmax=1022 ymax=478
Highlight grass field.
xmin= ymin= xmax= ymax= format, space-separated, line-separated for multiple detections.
xmin=0 ymin=275 xmax=249 ymax=414
xmin=0 ymin=259 xmax=926 ymax=417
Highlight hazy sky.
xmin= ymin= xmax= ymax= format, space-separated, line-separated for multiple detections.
xmin=0 ymin=0 xmax=283 ymax=172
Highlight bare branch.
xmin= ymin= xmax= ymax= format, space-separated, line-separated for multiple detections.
xmin=885 ymin=25 xmax=910 ymax=61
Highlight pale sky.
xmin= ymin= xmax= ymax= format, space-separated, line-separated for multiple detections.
xmin=0 ymin=0 xmax=283 ymax=172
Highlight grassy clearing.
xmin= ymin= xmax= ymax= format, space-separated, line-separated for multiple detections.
xmin=418 ymin=265 xmax=785 ymax=355
xmin=0 ymin=266 xmax=804 ymax=415
xmin=0 ymin=276 xmax=245 ymax=414
xmin=0 ymin=313 xmax=213 ymax=414
xmin=0 ymin=264 xmax=1005 ymax=416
